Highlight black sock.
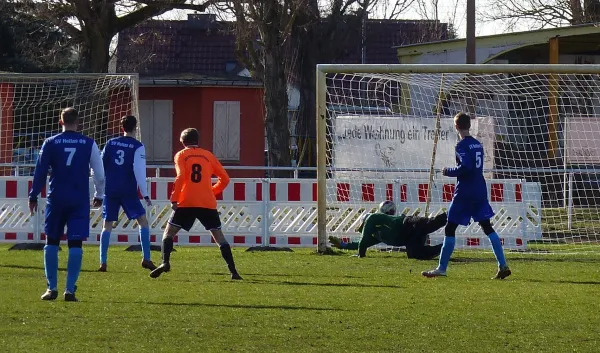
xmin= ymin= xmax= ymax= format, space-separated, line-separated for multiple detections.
xmin=219 ymin=243 xmax=237 ymax=274
xmin=162 ymin=237 xmax=173 ymax=264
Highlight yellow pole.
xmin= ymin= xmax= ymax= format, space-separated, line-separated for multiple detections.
xmin=425 ymin=73 xmax=446 ymax=217
xmin=548 ymin=37 xmax=560 ymax=159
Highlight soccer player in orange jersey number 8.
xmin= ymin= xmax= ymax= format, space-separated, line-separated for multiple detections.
xmin=150 ymin=128 xmax=242 ymax=280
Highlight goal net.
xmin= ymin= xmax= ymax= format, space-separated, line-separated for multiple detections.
xmin=0 ymin=74 xmax=139 ymax=176
xmin=316 ymin=64 xmax=600 ymax=254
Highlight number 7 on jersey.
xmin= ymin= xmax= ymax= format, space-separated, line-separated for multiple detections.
xmin=64 ymin=147 xmax=76 ymax=166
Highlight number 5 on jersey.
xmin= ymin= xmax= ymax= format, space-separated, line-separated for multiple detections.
xmin=475 ymin=151 xmax=482 ymax=168
xmin=191 ymin=163 xmax=202 ymax=183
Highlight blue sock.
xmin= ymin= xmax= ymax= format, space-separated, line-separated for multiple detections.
xmin=100 ymin=230 xmax=111 ymax=265
xmin=438 ymin=236 xmax=456 ymax=272
xmin=66 ymin=247 xmax=83 ymax=293
xmin=487 ymin=232 xmax=507 ymax=268
xmin=139 ymin=227 xmax=151 ymax=261
xmin=44 ymin=245 xmax=59 ymax=290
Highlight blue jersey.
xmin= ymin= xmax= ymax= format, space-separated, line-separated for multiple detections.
xmin=102 ymin=136 xmax=148 ymax=199
xmin=29 ymin=131 xmax=105 ymax=204
xmin=445 ymin=136 xmax=487 ymax=202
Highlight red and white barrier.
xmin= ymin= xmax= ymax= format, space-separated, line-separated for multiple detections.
xmin=0 ymin=177 xmax=527 ymax=203
xmin=0 ymin=177 xmax=542 ymax=249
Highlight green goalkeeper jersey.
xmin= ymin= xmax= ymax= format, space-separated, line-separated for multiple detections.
xmin=358 ymin=213 xmax=407 ymax=255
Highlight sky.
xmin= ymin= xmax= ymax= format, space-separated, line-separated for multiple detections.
xmin=371 ymin=0 xmax=533 ymax=37
xmin=160 ymin=0 xmax=536 ymax=38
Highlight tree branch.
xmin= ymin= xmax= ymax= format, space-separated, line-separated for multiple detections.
xmin=115 ymin=0 xmax=215 ymax=33
xmin=31 ymin=2 xmax=83 ymax=40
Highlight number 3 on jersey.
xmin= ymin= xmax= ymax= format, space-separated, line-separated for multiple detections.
xmin=191 ymin=164 xmax=202 ymax=183
xmin=114 ymin=149 xmax=125 ymax=165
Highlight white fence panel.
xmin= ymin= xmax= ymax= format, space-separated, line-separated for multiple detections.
xmin=0 ymin=177 xmax=542 ymax=250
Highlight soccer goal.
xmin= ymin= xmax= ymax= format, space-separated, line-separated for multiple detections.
xmin=316 ymin=64 xmax=600 ymax=254
xmin=0 ymin=73 xmax=139 ymax=176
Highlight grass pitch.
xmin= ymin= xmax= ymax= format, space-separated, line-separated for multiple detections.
xmin=0 ymin=245 xmax=599 ymax=353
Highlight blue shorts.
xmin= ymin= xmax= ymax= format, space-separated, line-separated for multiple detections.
xmin=103 ymin=196 xmax=146 ymax=222
xmin=44 ymin=202 xmax=90 ymax=241
xmin=447 ymin=199 xmax=495 ymax=226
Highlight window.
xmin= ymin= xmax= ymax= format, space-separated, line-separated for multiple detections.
xmin=213 ymin=101 xmax=240 ymax=161
xmin=139 ymin=100 xmax=173 ymax=163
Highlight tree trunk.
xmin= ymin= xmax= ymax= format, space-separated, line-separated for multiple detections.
xmin=263 ymin=47 xmax=292 ymax=178
xmin=293 ymin=6 xmax=363 ymax=170
xmin=293 ymin=2 xmax=319 ymax=171
xmin=571 ymin=0 xmax=584 ymax=24
xmin=583 ymin=0 xmax=600 ymax=22
xmin=79 ymin=27 xmax=112 ymax=73
xmin=296 ymin=28 xmax=318 ymax=172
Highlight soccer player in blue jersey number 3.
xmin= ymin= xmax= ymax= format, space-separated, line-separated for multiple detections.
xmin=29 ymin=108 xmax=105 ymax=301
xmin=422 ymin=112 xmax=512 ymax=279
xmin=98 ymin=115 xmax=156 ymax=273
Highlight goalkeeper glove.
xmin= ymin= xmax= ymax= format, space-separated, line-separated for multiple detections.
xmin=28 ymin=197 xmax=37 ymax=214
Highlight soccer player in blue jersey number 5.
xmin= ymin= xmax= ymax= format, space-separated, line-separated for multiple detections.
xmin=29 ymin=108 xmax=105 ymax=301
xmin=422 ymin=112 xmax=511 ymax=280
xmin=98 ymin=115 xmax=156 ymax=273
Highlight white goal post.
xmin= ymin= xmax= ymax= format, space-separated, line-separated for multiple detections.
xmin=316 ymin=64 xmax=600 ymax=254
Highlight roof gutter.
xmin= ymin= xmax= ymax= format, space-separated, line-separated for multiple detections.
xmin=139 ymin=78 xmax=263 ymax=87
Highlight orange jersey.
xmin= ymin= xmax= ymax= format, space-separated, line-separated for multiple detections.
xmin=169 ymin=146 xmax=230 ymax=209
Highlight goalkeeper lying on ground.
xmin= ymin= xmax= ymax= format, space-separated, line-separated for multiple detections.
xmin=329 ymin=201 xmax=446 ymax=260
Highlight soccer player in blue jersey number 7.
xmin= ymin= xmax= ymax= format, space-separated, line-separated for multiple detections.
xmin=29 ymin=108 xmax=105 ymax=301
xmin=422 ymin=112 xmax=512 ymax=279
xmin=98 ymin=115 xmax=156 ymax=272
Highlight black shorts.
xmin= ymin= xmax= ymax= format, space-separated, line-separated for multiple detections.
xmin=168 ymin=207 xmax=222 ymax=232
xmin=403 ymin=213 xmax=447 ymax=237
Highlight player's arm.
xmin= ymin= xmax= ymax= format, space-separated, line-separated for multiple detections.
xmin=90 ymin=141 xmax=105 ymax=200
xmin=357 ymin=217 xmax=381 ymax=257
xmin=101 ymin=143 xmax=109 ymax=169
xmin=28 ymin=140 xmax=51 ymax=211
xmin=444 ymin=144 xmax=473 ymax=177
xmin=133 ymin=145 xmax=149 ymax=201
xmin=211 ymin=156 xmax=230 ymax=196
xmin=170 ymin=152 xmax=184 ymax=205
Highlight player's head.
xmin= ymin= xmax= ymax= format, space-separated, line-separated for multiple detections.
xmin=180 ymin=128 xmax=199 ymax=147
xmin=60 ymin=107 xmax=79 ymax=128
xmin=378 ymin=200 xmax=396 ymax=215
xmin=454 ymin=112 xmax=471 ymax=131
xmin=121 ymin=115 xmax=137 ymax=133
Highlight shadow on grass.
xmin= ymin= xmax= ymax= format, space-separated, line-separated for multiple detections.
xmin=209 ymin=272 xmax=368 ymax=279
xmin=247 ymin=278 xmax=403 ymax=289
xmin=523 ymin=278 xmax=600 ymax=285
xmin=117 ymin=301 xmax=341 ymax=311
xmin=450 ymin=256 xmax=600 ymax=264
xmin=0 ymin=264 xmax=106 ymax=273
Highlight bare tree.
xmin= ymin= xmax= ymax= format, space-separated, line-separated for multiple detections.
xmin=225 ymin=0 xmax=307 ymax=177
xmin=14 ymin=0 xmax=215 ymax=72
xmin=413 ymin=0 xmax=459 ymax=39
xmin=372 ymin=0 xmax=416 ymax=19
xmin=483 ymin=0 xmax=600 ymax=31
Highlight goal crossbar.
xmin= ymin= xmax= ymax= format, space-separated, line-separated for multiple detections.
xmin=317 ymin=64 xmax=600 ymax=75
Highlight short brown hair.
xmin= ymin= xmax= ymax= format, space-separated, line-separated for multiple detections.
xmin=180 ymin=128 xmax=199 ymax=146
xmin=121 ymin=115 xmax=137 ymax=133
xmin=454 ymin=112 xmax=471 ymax=130
xmin=60 ymin=107 xmax=79 ymax=125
